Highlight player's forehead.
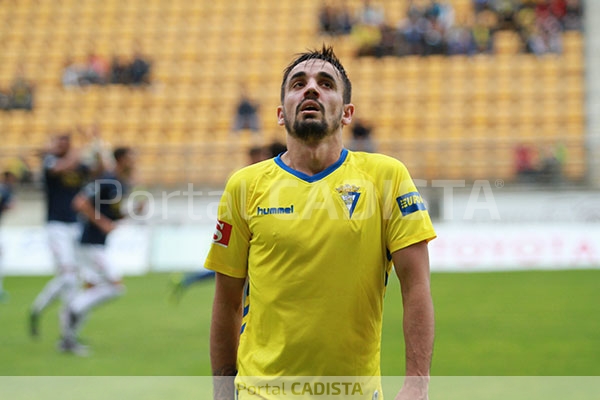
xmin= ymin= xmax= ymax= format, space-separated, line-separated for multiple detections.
xmin=287 ymin=59 xmax=342 ymax=83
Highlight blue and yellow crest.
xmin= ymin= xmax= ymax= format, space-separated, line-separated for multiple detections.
xmin=335 ymin=184 xmax=361 ymax=218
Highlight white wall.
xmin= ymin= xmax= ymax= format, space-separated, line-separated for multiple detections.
xmin=2 ymin=221 xmax=599 ymax=276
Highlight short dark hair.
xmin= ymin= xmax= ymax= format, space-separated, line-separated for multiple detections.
xmin=113 ymin=147 xmax=131 ymax=162
xmin=280 ymin=45 xmax=352 ymax=104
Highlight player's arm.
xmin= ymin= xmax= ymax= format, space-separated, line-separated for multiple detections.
xmin=72 ymin=192 xmax=116 ymax=235
xmin=392 ymin=240 xmax=434 ymax=400
xmin=211 ymin=272 xmax=245 ymax=400
xmin=46 ymin=149 xmax=81 ymax=174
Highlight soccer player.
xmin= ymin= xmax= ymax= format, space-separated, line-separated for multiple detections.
xmin=206 ymin=46 xmax=436 ymax=399
xmin=29 ymin=133 xmax=90 ymax=337
xmin=59 ymin=146 xmax=136 ymax=355
xmin=0 ymin=170 xmax=17 ymax=302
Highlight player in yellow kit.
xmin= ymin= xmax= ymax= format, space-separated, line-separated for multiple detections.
xmin=207 ymin=46 xmax=436 ymax=400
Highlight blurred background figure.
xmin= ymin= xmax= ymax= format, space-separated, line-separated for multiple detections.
xmin=232 ymin=85 xmax=261 ymax=133
xmin=61 ymin=147 xmax=136 ymax=356
xmin=129 ymin=50 xmax=152 ymax=86
xmin=349 ymin=117 xmax=375 ymax=153
xmin=8 ymin=66 xmax=35 ymax=111
xmin=318 ymin=0 xmax=354 ymax=36
xmin=514 ymin=143 xmax=538 ymax=183
xmin=248 ymin=145 xmax=269 ymax=165
xmin=0 ymin=170 xmax=18 ymax=302
xmin=29 ymin=133 xmax=91 ymax=339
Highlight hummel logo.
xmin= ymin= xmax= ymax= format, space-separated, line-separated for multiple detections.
xmin=257 ymin=205 xmax=295 ymax=215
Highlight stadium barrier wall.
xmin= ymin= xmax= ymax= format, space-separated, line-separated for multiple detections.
xmin=2 ymin=222 xmax=599 ymax=276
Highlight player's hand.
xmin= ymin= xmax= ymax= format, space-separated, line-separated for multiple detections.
xmin=395 ymin=377 xmax=429 ymax=400
xmin=98 ymin=218 xmax=117 ymax=235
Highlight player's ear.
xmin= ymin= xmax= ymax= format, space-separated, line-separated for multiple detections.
xmin=341 ymin=103 xmax=354 ymax=126
xmin=277 ymin=106 xmax=285 ymax=126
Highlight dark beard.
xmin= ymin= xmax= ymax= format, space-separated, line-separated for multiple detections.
xmin=288 ymin=118 xmax=329 ymax=142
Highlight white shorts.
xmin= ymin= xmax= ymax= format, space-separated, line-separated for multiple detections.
xmin=46 ymin=221 xmax=80 ymax=273
xmin=78 ymin=244 xmax=122 ymax=284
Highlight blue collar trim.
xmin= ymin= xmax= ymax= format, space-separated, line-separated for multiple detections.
xmin=274 ymin=148 xmax=348 ymax=183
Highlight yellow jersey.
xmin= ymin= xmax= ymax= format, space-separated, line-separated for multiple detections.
xmin=205 ymin=149 xmax=436 ymax=381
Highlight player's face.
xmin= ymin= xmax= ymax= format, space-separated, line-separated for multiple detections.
xmin=119 ymin=152 xmax=136 ymax=175
xmin=278 ymin=60 xmax=353 ymax=142
xmin=55 ymin=135 xmax=71 ymax=156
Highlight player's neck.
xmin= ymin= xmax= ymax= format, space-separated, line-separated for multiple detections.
xmin=282 ymin=134 xmax=344 ymax=176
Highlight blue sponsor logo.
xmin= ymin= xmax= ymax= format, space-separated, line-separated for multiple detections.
xmin=396 ymin=192 xmax=426 ymax=216
xmin=257 ymin=205 xmax=295 ymax=215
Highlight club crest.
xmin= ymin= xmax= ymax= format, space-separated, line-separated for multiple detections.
xmin=335 ymin=184 xmax=361 ymax=218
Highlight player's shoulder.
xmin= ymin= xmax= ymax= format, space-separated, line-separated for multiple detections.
xmin=226 ymin=159 xmax=277 ymax=186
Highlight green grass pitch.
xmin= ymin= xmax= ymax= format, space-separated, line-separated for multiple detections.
xmin=1 ymin=270 xmax=599 ymax=378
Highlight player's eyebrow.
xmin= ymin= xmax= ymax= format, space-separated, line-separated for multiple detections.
xmin=289 ymin=71 xmax=337 ymax=84
xmin=288 ymin=71 xmax=307 ymax=84
xmin=316 ymin=71 xmax=336 ymax=83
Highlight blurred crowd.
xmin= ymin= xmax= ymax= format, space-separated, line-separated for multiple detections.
xmin=0 ymin=67 xmax=35 ymax=112
xmin=319 ymin=0 xmax=583 ymax=57
xmin=62 ymin=51 xmax=151 ymax=88
xmin=514 ymin=142 xmax=566 ymax=184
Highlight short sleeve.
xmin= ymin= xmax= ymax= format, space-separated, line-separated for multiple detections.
xmin=384 ymin=162 xmax=436 ymax=254
xmin=204 ymin=171 xmax=252 ymax=279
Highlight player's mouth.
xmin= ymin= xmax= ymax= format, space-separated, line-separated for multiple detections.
xmin=298 ymin=100 xmax=322 ymax=117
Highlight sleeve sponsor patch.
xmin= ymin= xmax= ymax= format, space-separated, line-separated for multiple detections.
xmin=213 ymin=220 xmax=233 ymax=247
xmin=396 ymin=191 xmax=426 ymax=216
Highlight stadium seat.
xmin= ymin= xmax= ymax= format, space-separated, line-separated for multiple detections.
xmin=0 ymin=0 xmax=588 ymax=184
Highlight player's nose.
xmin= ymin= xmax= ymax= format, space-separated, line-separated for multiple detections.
xmin=303 ymin=79 xmax=319 ymax=98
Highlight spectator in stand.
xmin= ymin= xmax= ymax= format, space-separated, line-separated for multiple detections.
xmin=563 ymin=0 xmax=583 ymax=31
xmin=0 ymin=87 xmax=10 ymax=111
xmin=318 ymin=1 xmax=354 ymax=36
xmin=471 ymin=9 xmax=496 ymax=54
xmin=349 ymin=117 xmax=376 ymax=153
xmin=514 ymin=143 xmax=537 ymax=183
xmin=248 ymin=146 xmax=269 ymax=164
xmin=9 ymin=67 xmax=34 ymax=111
xmin=494 ymin=0 xmax=519 ymax=30
xmin=356 ymin=0 xmax=385 ymax=27
xmin=352 ymin=0 xmax=386 ymax=56
xmin=473 ymin=0 xmax=492 ymax=13
xmin=110 ymin=55 xmax=131 ymax=85
xmin=79 ymin=52 xmax=110 ymax=86
xmin=130 ymin=51 xmax=152 ymax=86
xmin=62 ymin=57 xmax=84 ymax=88
xmin=319 ymin=2 xmax=338 ymax=34
xmin=266 ymin=141 xmax=287 ymax=158
xmin=373 ymin=23 xmax=398 ymax=57
xmin=397 ymin=4 xmax=425 ymax=56
xmin=446 ymin=25 xmax=476 ymax=55
xmin=423 ymin=17 xmax=446 ymax=55
xmin=352 ymin=23 xmax=383 ymax=57
xmin=232 ymin=86 xmax=261 ymax=133
xmin=538 ymin=144 xmax=564 ymax=184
